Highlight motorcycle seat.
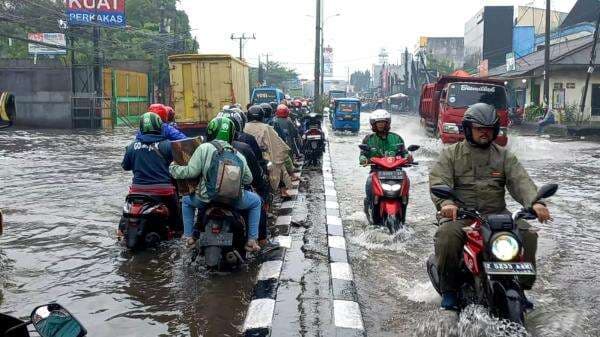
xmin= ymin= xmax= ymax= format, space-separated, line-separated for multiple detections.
xmin=129 ymin=184 xmax=176 ymax=197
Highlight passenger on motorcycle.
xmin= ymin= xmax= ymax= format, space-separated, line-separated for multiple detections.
xmin=169 ymin=117 xmax=262 ymax=252
xmin=120 ymin=112 xmax=181 ymax=236
xmin=135 ymin=104 xmax=187 ymax=141
xmin=244 ymin=105 xmax=294 ymax=198
xmin=429 ymin=103 xmax=551 ymax=310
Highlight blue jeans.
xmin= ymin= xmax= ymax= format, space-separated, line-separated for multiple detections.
xmin=181 ymin=191 xmax=262 ymax=240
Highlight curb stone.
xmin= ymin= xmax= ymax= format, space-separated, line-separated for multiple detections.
xmin=242 ymin=171 xmax=301 ymax=337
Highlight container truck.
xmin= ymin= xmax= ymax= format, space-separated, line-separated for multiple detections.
xmin=169 ymin=54 xmax=249 ymax=135
xmin=419 ymin=75 xmax=509 ymax=146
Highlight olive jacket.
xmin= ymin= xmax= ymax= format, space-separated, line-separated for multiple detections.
xmin=429 ymin=140 xmax=538 ymax=215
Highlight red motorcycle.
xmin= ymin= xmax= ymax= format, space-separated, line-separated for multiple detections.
xmin=359 ymin=144 xmax=420 ymax=233
xmin=426 ymin=183 xmax=558 ymax=325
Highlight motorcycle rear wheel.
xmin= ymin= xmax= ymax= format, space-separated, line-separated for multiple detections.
xmin=384 ymin=215 xmax=402 ymax=234
xmin=204 ymin=246 xmax=222 ymax=270
xmin=502 ymin=289 xmax=525 ymax=325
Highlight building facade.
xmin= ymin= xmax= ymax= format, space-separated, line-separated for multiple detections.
xmin=464 ymin=6 xmax=514 ymax=72
xmin=419 ymin=37 xmax=464 ymax=68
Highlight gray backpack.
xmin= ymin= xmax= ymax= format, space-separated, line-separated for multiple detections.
xmin=206 ymin=141 xmax=244 ymax=203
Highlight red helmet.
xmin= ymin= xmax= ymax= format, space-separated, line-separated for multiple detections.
xmin=276 ymin=104 xmax=290 ymax=118
xmin=148 ymin=104 xmax=168 ymax=122
xmin=165 ymin=106 xmax=175 ymax=122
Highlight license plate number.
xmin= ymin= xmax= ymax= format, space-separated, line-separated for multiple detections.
xmin=344 ymin=115 xmax=354 ymax=120
xmin=483 ymin=262 xmax=536 ymax=275
xmin=306 ymin=135 xmax=321 ymax=140
xmin=378 ymin=171 xmax=403 ymax=180
xmin=198 ymin=232 xmax=233 ymax=246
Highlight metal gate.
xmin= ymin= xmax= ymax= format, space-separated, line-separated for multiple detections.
xmin=71 ymin=95 xmax=110 ymax=128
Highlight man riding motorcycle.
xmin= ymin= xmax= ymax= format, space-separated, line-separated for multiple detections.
xmin=244 ymin=105 xmax=294 ymax=198
xmin=119 ymin=112 xmax=181 ymax=237
xmin=169 ymin=117 xmax=262 ymax=252
xmin=274 ymin=104 xmax=301 ymax=159
xmin=135 ymin=104 xmax=187 ymax=141
xmin=429 ymin=103 xmax=551 ymax=310
xmin=360 ymin=109 xmax=409 ymax=224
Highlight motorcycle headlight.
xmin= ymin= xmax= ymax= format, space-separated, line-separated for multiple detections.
xmin=491 ymin=234 xmax=520 ymax=261
xmin=381 ymin=183 xmax=401 ymax=192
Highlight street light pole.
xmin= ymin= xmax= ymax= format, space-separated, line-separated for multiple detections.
xmin=314 ymin=0 xmax=322 ymax=102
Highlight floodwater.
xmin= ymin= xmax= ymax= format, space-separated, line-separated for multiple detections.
xmin=328 ymin=113 xmax=600 ymax=337
xmin=0 ymin=128 xmax=258 ymax=337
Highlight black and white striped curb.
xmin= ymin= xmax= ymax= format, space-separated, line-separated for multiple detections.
xmin=242 ymin=173 xmax=301 ymax=337
xmin=322 ymin=128 xmax=366 ymax=336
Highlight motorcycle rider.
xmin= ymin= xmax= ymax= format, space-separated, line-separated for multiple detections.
xmin=429 ymin=102 xmax=551 ymax=310
xmin=244 ymin=105 xmax=294 ymax=198
xmin=169 ymin=117 xmax=262 ymax=252
xmin=120 ymin=112 xmax=181 ymax=236
xmin=360 ymin=109 xmax=409 ymax=223
xmin=274 ymin=104 xmax=301 ymax=159
xmin=260 ymin=103 xmax=275 ymax=126
xmin=135 ymin=104 xmax=187 ymax=141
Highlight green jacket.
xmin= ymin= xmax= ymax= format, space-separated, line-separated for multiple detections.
xmin=359 ymin=132 xmax=407 ymax=164
xmin=169 ymin=140 xmax=253 ymax=203
xmin=429 ymin=140 xmax=538 ymax=215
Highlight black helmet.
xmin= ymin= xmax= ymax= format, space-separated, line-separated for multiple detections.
xmin=461 ymin=103 xmax=499 ymax=147
xmin=269 ymin=101 xmax=278 ymax=112
xmin=260 ymin=103 xmax=273 ymax=119
xmin=247 ymin=105 xmax=265 ymax=122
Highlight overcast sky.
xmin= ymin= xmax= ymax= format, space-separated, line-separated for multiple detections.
xmin=178 ymin=0 xmax=577 ymax=79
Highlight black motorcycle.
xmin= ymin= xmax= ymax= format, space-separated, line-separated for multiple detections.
xmin=426 ymin=183 xmax=558 ymax=325
xmin=1 ymin=303 xmax=86 ymax=337
xmin=118 ymin=185 xmax=180 ymax=250
xmin=301 ymin=113 xmax=325 ymax=167
xmin=194 ymin=204 xmax=248 ymax=271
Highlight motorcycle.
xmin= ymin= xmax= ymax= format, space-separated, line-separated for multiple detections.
xmin=1 ymin=303 xmax=87 ymax=337
xmin=302 ymin=113 xmax=325 ymax=167
xmin=193 ymin=204 xmax=248 ymax=271
xmin=426 ymin=183 xmax=558 ymax=325
xmin=360 ymin=144 xmax=420 ymax=234
xmin=118 ymin=185 xmax=180 ymax=250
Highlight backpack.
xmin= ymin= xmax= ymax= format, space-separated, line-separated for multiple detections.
xmin=206 ymin=141 xmax=244 ymax=203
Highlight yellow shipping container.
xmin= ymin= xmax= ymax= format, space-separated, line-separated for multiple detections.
xmin=169 ymin=54 xmax=249 ymax=130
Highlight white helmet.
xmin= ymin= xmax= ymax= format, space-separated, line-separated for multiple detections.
xmin=370 ymin=109 xmax=391 ymax=132
xmin=370 ymin=109 xmax=391 ymax=125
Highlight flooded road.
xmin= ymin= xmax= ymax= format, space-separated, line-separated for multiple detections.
xmin=328 ymin=113 xmax=600 ymax=337
xmin=0 ymin=128 xmax=257 ymax=337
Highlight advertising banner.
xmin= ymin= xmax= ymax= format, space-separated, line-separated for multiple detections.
xmin=28 ymin=33 xmax=67 ymax=55
xmin=323 ymin=46 xmax=333 ymax=77
xmin=65 ymin=0 xmax=126 ymax=28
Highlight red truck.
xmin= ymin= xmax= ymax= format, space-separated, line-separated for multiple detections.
xmin=419 ymin=75 xmax=509 ymax=146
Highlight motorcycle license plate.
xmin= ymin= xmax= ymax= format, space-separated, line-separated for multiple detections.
xmin=483 ymin=262 xmax=536 ymax=275
xmin=306 ymin=135 xmax=321 ymax=140
xmin=378 ymin=171 xmax=403 ymax=180
xmin=198 ymin=232 xmax=233 ymax=247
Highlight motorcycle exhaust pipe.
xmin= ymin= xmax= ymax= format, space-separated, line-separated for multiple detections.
xmin=225 ymin=251 xmax=238 ymax=265
xmin=145 ymin=232 xmax=161 ymax=247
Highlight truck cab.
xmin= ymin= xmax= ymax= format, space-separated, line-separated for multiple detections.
xmin=251 ymin=87 xmax=285 ymax=105
xmin=419 ymin=76 xmax=509 ymax=146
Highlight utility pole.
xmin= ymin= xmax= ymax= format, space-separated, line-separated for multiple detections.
xmin=230 ymin=33 xmax=256 ymax=60
xmin=92 ymin=21 xmax=101 ymax=95
xmin=263 ymin=53 xmax=270 ymax=85
xmin=314 ymin=0 xmax=322 ymax=103
xmin=158 ymin=3 xmax=166 ymax=103
xmin=580 ymin=9 xmax=600 ymax=114
xmin=543 ymin=0 xmax=551 ymax=108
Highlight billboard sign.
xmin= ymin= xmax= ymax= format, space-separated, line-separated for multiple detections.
xmin=506 ymin=52 xmax=516 ymax=72
xmin=65 ymin=0 xmax=126 ymax=28
xmin=28 ymin=33 xmax=67 ymax=55
xmin=323 ymin=45 xmax=333 ymax=77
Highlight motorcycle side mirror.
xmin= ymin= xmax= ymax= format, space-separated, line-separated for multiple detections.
xmin=358 ymin=144 xmax=371 ymax=152
xmin=407 ymin=145 xmax=420 ymax=152
xmin=430 ymin=185 xmax=464 ymax=204
xmin=535 ymin=183 xmax=558 ymax=201
xmin=31 ymin=303 xmax=87 ymax=337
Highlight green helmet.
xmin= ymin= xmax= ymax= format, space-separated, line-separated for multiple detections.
xmin=139 ymin=112 xmax=163 ymax=134
xmin=206 ymin=117 xmax=236 ymax=143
